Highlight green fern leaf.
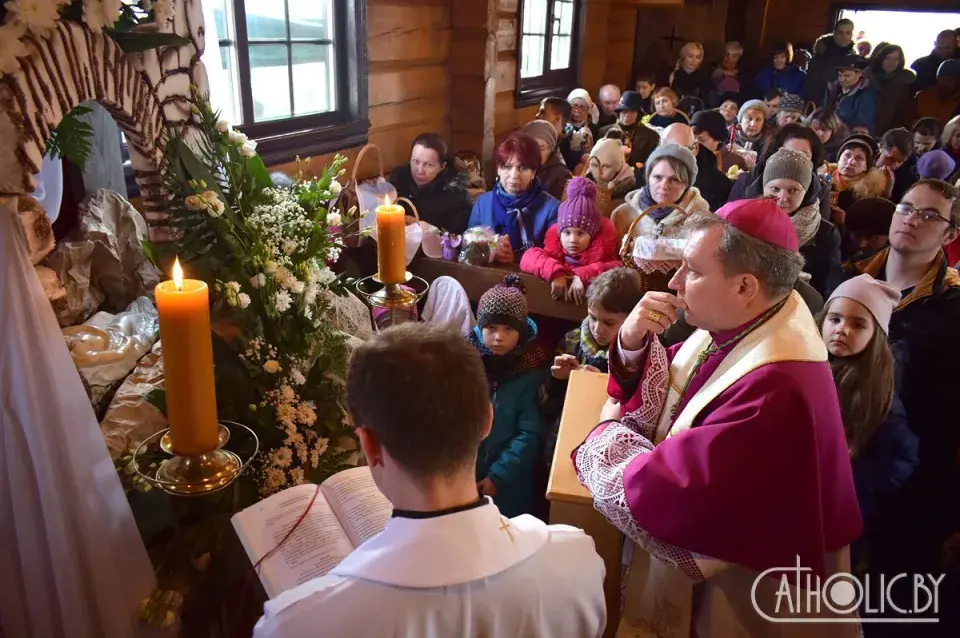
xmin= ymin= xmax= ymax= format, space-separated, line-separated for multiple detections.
xmin=45 ymin=105 xmax=94 ymax=169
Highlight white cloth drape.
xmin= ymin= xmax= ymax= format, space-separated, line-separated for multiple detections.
xmin=421 ymin=276 xmax=475 ymax=336
xmin=0 ymin=196 xmax=155 ymax=638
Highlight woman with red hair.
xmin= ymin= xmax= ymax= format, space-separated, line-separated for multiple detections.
xmin=468 ymin=132 xmax=561 ymax=262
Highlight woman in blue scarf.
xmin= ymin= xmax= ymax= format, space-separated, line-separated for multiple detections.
xmin=468 ymin=132 xmax=561 ymax=263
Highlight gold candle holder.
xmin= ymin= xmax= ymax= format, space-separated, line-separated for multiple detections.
xmin=356 ymin=272 xmax=430 ymax=331
xmin=132 ymin=421 xmax=259 ymax=497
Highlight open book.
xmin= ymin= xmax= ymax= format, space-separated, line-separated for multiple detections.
xmin=232 ymin=466 xmax=392 ymax=598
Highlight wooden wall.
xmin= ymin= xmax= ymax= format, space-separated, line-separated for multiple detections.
xmin=271 ymin=0 xmax=452 ymax=180
xmin=493 ymin=0 xmax=539 ymax=144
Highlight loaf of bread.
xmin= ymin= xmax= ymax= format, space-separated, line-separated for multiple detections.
xmin=35 ymin=265 xmax=68 ymax=317
xmin=19 ymin=196 xmax=55 ymax=264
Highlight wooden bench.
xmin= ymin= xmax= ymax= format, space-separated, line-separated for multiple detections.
xmin=410 ymin=257 xmax=588 ymax=322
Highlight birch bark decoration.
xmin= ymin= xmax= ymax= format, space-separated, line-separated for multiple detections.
xmin=0 ymin=0 xmax=208 ymax=226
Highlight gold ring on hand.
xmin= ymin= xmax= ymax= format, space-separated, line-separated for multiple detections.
xmin=646 ymin=309 xmax=663 ymax=323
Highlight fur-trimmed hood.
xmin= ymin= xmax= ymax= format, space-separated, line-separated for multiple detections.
xmin=829 ymin=165 xmax=890 ymax=200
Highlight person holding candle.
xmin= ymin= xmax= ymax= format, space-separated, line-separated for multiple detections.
xmin=468 ymin=133 xmax=561 ymax=263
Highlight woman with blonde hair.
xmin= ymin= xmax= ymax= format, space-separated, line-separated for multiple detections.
xmin=658 ymin=41 xmax=710 ymax=103
xmin=647 ymin=87 xmax=689 ymax=129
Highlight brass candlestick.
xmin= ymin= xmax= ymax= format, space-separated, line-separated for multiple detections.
xmin=356 ymin=271 xmax=430 ymax=331
xmin=132 ymin=421 xmax=259 ymax=496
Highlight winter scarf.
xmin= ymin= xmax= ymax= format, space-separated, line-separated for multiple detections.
xmin=790 ymin=202 xmax=822 ymax=247
xmin=575 ymin=316 xmax=607 ymax=362
xmin=638 ymin=185 xmax=688 ymax=224
xmin=491 ymin=179 xmax=546 ymax=250
xmin=468 ymin=320 xmax=546 ymax=385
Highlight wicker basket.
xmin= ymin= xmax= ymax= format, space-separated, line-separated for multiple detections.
xmin=618 ymin=203 xmax=687 ymax=293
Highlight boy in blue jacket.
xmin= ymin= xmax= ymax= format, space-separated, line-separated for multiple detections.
xmin=468 ymin=274 xmax=547 ymax=518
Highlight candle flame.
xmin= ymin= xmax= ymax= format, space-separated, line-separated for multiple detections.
xmin=173 ymin=257 xmax=184 ymax=290
xmin=382 ymin=195 xmax=392 ymax=207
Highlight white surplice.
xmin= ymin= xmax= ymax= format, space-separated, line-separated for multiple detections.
xmin=253 ymin=499 xmax=607 ymax=638
xmin=0 ymin=197 xmax=155 ymax=638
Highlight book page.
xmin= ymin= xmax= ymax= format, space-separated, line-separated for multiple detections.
xmin=320 ymin=466 xmax=393 ymax=548
xmin=232 ymin=484 xmax=354 ymax=598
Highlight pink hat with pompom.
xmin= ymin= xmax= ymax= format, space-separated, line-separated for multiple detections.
xmin=558 ymin=177 xmax=601 ymax=237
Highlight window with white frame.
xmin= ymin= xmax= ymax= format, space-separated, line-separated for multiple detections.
xmin=517 ymin=0 xmax=582 ymax=106
xmin=202 ymin=0 xmax=368 ymax=164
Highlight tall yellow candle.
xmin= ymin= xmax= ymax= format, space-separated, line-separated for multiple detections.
xmin=154 ymin=258 xmax=220 ymax=455
xmin=376 ymin=196 xmax=407 ymax=284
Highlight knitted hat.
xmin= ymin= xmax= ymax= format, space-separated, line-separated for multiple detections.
xmin=477 ymin=274 xmax=529 ymax=334
xmin=738 ymin=99 xmax=766 ymax=121
xmin=937 ymin=58 xmax=960 ymax=79
xmin=715 ymin=198 xmax=799 ymax=252
xmin=763 ymin=148 xmax=813 ymax=189
xmin=845 ymin=197 xmax=895 ymax=237
xmin=645 ymin=143 xmax=699 ymax=186
xmin=521 ymin=120 xmax=558 ymax=153
xmin=827 ymin=274 xmax=901 ymax=335
xmin=690 ymin=109 xmax=728 ymax=144
xmin=558 ymin=177 xmax=601 ymax=237
xmin=778 ymin=93 xmax=805 ymax=114
xmin=917 ymin=149 xmax=958 ymax=180
xmin=838 ymin=133 xmax=879 ymax=167
xmin=589 ymin=137 xmax=626 ymax=171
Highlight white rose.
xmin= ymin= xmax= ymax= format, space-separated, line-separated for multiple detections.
xmin=237 ymin=293 xmax=251 ymax=309
xmin=257 ymin=273 xmax=267 ymax=287
xmin=329 ymin=180 xmax=342 ymax=195
xmin=184 ymin=194 xmax=202 ymax=211
xmin=225 ymin=281 xmax=241 ymax=293
xmin=206 ymin=203 xmax=223 ymax=218
xmin=325 ymin=211 xmax=342 ymax=227
xmin=264 ymin=261 xmax=279 ymax=275
xmin=228 ymin=130 xmax=248 ymax=146
xmin=239 ymin=140 xmax=258 ymax=158
xmin=249 ymin=275 xmax=261 ymax=289
xmin=263 ymin=360 xmax=280 ymax=374
xmin=215 ymin=119 xmax=231 ymax=133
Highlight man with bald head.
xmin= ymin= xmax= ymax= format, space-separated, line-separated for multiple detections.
xmin=912 ymin=29 xmax=960 ymax=91
xmin=659 ymin=122 xmax=730 ymax=210
xmin=597 ymin=84 xmax=621 ymax=129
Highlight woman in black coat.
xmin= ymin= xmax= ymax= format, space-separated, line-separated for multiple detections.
xmin=389 ymin=133 xmax=473 ymax=234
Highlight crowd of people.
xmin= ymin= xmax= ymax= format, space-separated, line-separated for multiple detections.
xmin=269 ymin=18 xmax=960 ymax=637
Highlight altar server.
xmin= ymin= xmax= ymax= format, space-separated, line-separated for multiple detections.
xmin=574 ymin=198 xmax=862 ymax=636
xmin=254 ymin=323 xmax=606 ymax=638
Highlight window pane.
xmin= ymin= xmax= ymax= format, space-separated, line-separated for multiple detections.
xmin=550 ymin=35 xmax=570 ymax=70
xmin=556 ymin=0 xmax=573 ymax=35
xmin=523 ymin=0 xmax=548 ymax=35
xmin=292 ymin=44 xmax=335 ymax=116
xmin=288 ymin=0 xmax=332 ymax=40
xmin=521 ymin=34 xmax=545 ymax=78
xmin=210 ymin=46 xmax=241 ymax=124
xmin=245 ymin=0 xmax=288 ymax=40
xmin=250 ymin=44 xmax=292 ymax=121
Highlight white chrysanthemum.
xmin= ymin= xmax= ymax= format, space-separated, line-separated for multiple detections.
xmin=325 ymin=211 xmax=342 ymax=227
xmin=274 ymin=290 xmax=292 ymax=313
xmin=0 ymin=23 xmax=29 ymax=76
xmin=265 ymin=467 xmax=287 ymax=491
xmin=329 ymin=180 xmax=342 ymax=195
xmin=262 ymin=359 xmax=280 ymax=374
xmin=237 ymin=292 xmax=251 ymax=309
xmin=5 ymin=0 xmax=61 ymax=36
xmin=271 ymin=447 xmax=293 ymax=468
xmin=290 ymin=369 xmax=306 ymax=386
xmin=279 ymin=385 xmax=295 ymax=403
xmin=276 ymin=403 xmax=296 ymax=428
xmin=289 ymin=467 xmax=305 ymax=485
xmin=151 ymin=0 xmax=172 ymax=24
xmin=290 ymin=280 xmax=305 ymax=295
xmin=297 ymin=404 xmax=317 ymax=426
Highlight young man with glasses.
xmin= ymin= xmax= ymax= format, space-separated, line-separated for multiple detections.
xmin=827 ymin=179 xmax=960 ymax=631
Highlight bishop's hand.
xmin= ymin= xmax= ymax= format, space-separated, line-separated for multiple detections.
xmin=620 ymin=291 xmax=686 ymax=350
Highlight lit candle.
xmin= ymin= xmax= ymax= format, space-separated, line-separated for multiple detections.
xmin=376 ymin=195 xmax=407 ymax=284
xmin=154 ymin=258 xmax=220 ymax=455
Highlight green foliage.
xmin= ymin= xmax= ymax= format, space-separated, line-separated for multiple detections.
xmin=44 ymin=105 xmax=93 ymax=168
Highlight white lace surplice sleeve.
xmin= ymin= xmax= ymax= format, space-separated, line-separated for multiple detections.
xmin=575 ymin=424 xmax=729 ymax=583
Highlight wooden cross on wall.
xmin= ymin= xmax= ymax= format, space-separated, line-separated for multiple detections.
xmin=662 ymin=27 xmax=687 ymax=50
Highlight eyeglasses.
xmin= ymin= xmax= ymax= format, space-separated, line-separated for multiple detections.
xmin=895 ymin=203 xmax=953 ymax=226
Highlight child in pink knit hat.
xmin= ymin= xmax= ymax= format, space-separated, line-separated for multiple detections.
xmin=817 ymin=273 xmax=917 ymax=569
xmin=519 ymin=177 xmax=621 ymax=304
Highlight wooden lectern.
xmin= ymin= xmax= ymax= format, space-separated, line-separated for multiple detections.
xmin=546 ymin=370 xmax=622 ymax=637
